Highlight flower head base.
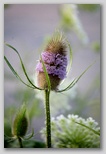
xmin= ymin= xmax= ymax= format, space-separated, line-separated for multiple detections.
xmin=36 ymin=31 xmax=68 ymax=90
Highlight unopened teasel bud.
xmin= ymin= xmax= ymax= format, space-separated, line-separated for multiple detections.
xmin=36 ymin=31 xmax=68 ymax=90
xmin=12 ymin=105 xmax=28 ymax=138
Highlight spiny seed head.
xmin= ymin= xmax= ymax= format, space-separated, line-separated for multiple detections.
xmin=45 ymin=31 xmax=67 ymax=55
xmin=12 ymin=104 xmax=28 ymax=138
xmin=36 ymin=31 xmax=68 ymax=90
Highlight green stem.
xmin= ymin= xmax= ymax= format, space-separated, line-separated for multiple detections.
xmin=44 ymin=89 xmax=51 ymax=148
xmin=18 ymin=137 xmax=23 ymax=148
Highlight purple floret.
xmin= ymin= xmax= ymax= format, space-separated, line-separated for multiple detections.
xmin=36 ymin=51 xmax=67 ymax=80
xmin=42 ymin=52 xmax=56 ymax=64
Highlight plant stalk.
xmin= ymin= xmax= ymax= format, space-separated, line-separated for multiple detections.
xmin=44 ymin=89 xmax=51 ymax=148
xmin=18 ymin=137 xmax=23 ymax=148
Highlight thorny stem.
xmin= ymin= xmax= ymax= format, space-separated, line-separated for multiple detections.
xmin=18 ymin=137 xmax=23 ymax=148
xmin=44 ymin=89 xmax=51 ymax=148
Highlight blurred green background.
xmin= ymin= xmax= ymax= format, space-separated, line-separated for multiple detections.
xmin=4 ymin=4 xmax=100 ymax=146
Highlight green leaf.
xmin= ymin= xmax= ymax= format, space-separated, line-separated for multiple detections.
xmin=40 ymin=56 xmax=51 ymax=91
xmin=5 ymin=43 xmax=42 ymax=90
xmin=59 ymin=41 xmax=73 ymax=86
xmin=67 ymin=42 xmax=73 ymax=76
xmin=74 ymin=121 xmax=100 ymax=136
xmin=4 ymin=56 xmax=35 ymax=89
xmin=23 ymin=129 xmax=34 ymax=140
xmin=4 ymin=134 xmax=16 ymax=143
xmin=58 ymin=62 xmax=95 ymax=92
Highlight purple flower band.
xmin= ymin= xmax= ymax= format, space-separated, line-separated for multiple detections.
xmin=36 ymin=51 xmax=67 ymax=79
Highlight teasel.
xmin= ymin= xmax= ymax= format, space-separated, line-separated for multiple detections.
xmin=4 ymin=30 xmax=94 ymax=148
xmin=36 ymin=31 xmax=68 ymax=90
xmin=12 ymin=104 xmax=28 ymax=148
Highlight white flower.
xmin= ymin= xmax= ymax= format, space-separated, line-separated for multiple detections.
xmin=41 ymin=114 xmax=100 ymax=148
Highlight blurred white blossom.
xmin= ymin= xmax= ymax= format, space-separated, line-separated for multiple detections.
xmin=41 ymin=114 xmax=100 ymax=148
xmin=60 ymin=4 xmax=89 ymax=45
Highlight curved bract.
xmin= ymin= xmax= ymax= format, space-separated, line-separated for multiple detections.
xmin=4 ymin=43 xmax=42 ymax=90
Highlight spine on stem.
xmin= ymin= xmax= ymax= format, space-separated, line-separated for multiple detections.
xmin=45 ymin=89 xmax=51 ymax=148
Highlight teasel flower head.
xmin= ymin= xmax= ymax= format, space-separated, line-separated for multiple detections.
xmin=36 ymin=31 xmax=68 ymax=90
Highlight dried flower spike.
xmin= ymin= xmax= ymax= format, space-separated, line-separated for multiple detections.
xmin=36 ymin=31 xmax=68 ymax=90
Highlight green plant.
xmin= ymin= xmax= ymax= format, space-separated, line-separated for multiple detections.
xmin=4 ymin=30 xmax=99 ymax=148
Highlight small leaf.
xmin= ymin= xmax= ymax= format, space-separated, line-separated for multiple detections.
xmin=60 ymin=42 xmax=73 ymax=86
xmin=74 ymin=121 xmax=100 ymax=136
xmin=4 ymin=56 xmax=34 ymax=89
xmin=23 ymin=129 xmax=34 ymax=140
xmin=5 ymin=43 xmax=42 ymax=90
xmin=40 ymin=56 xmax=51 ymax=91
xmin=66 ymin=42 xmax=73 ymax=76
xmin=58 ymin=62 xmax=95 ymax=92
xmin=4 ymin=134 xmax=17 ymax=143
